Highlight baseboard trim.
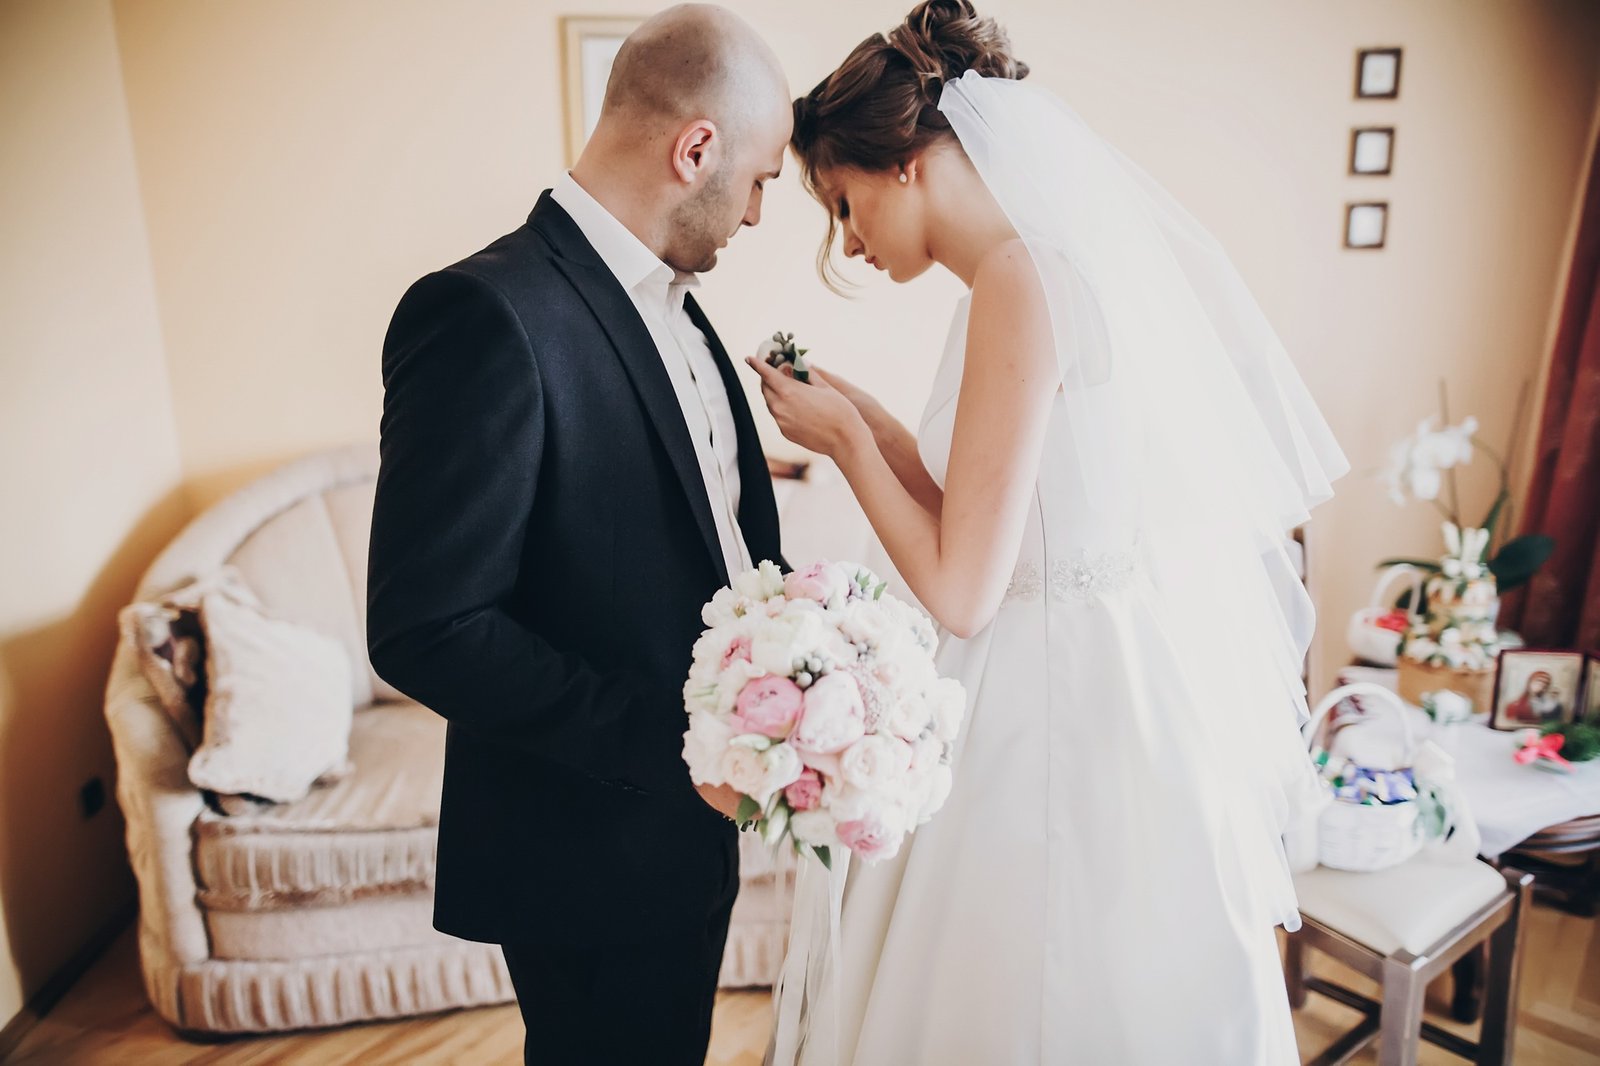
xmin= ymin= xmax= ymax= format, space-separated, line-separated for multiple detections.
xmin=0 ymin=897 xmax=138 ymax=1062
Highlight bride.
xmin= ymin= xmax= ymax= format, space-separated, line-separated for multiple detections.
xmin=745 ymin=2 xmax=1348 ymax=1063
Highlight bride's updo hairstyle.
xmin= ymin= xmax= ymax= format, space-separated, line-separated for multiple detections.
xmin=791 ymin=0 xmax=1028 ymax=283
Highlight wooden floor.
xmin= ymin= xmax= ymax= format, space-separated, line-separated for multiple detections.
xmin=6 ymin=898 xmax=1599 ymax=1065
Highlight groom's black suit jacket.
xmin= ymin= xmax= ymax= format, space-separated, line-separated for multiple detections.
xmin=368 ymin=192 xmax=784 ymax=947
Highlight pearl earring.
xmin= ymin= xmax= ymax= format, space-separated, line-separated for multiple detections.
xmin=898 ymin=171 xmax=909 ymax=184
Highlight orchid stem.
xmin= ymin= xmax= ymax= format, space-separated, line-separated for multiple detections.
xmin=1440 ymin=380 xmax=1463 ymax=528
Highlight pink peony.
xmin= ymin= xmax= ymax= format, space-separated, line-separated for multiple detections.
xmin=784 ymin=561 xmax=850 ymax=608
xmin=733 ymin=675 xmax=805 ymax=738
xmin=784 ymin=769 xmax=824 ymax=811
xmin=721 ymin=635 xmax=753 ymax=669
xmin=837 ymin=812 xmax=901 ymax=863
xmin=791 ymin=672 xmax=866 ymax=755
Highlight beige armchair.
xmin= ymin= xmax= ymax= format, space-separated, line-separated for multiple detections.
xmin=106 ymin=444 xmax=829 ymax=1034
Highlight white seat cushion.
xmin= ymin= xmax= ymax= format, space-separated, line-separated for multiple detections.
xmin=1294 ymin=856 xmax=1509 ymax=957
xmin=194 ymin=701 xmax=443 ymax=911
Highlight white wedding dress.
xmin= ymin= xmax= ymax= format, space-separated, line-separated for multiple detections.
xmin=768 ymin=72 xmax=1346 ymax=1066
xmin=773 ymin=296 xmax=1304 ymax=1066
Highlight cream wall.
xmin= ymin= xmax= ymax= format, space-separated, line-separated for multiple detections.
xmin=0 ymin=0 xmax=189 ymax=1032
xmin=111 ymin=0 xmax=1600 ymax=692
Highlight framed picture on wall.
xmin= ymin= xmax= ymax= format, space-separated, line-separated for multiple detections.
xmin=1355 ymin=47 xmax=1402 ymax=99
xmin=562 ymin=17 xmax=643 ymax=166
xmin=1344 ymin=202 xmax=1388 ymax=249
xmin=1490 ymin=648 xmax=1586 ymax=730
xmin=1349 ymin=127 xmax=1395 ymax=175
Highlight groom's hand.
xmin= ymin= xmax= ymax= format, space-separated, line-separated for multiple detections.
xmin=695 ymin=782 xmax=745 ymax=822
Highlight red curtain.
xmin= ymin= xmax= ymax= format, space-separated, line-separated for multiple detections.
xmin=1502 ymin=130 xmax=1600 ymax=651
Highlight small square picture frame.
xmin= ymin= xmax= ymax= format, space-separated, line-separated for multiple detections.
xmin=1490 ymin=648 xmax=1587 ymax=731
xmin=1344 ymin=202 xmax=1388 ymax=250
xmin=1584 ymin=651 xmax=1600 ymax=720
xmin=1355 ymin=47 xmax=1402 ymax=100
xmin=1349 ymin=127 xmax=1395 ymax=176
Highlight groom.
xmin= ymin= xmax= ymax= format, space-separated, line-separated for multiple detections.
xmin=366 ymin=6 xmax=791 ymax=1063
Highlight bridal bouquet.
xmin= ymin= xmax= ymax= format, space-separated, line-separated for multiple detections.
xmin=682 ymin=559 xmax=964 ymax=867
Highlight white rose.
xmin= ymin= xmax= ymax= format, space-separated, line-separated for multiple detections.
xmin=683 ymin=678 xmax=721 ymax=717
xmin=930 ymin=678 xmax=967 ymax=743
xmin=723 ymin=741 xmax=804 ymax=806
xmin=702 ymin=587 xmax=743 ymax=627
xmin=914 ymin=762 xmax=954 ymax=824
xmin=683 ymin=713 xmax=733 ymax=785
xmin=883 ymin=597 xmax=938 ymax=652
xmin=825 ymin=783 xmax=913 ymax=861
xmin=839 ymin=600 xmax=892 ymax=648
xmin=792 ymin=672 xmax=867 ymax=756
xmin=884 ymin=691 xmax=932 ymax=742
xmin=750 ymin=608 xmax=831 ymax=677
xmin=733 ymin=560 xmax=786 ymax=602
xmin=874 ymin=638 xmax=936 ymax=695
xmin=1422 ymin=689 xmax=1474 ymax=723
xmin=839 ymin=734 xmax=913 ymax=793
xmin=789 ymin=809 xmax=841 ymax=848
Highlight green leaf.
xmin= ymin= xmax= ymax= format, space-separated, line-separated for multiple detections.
xmin=1481 ymin=490 xmax=1510 ymax=540
xmin=1488 ymin=534 xmax=1556 ymax=592
xmin=814 ymin=845 xmax=833 ymax=871
xmin=1541 ymin=720 xmax=1600 ymax=762
xmin=872 ymin=581 xmax=887 ymax=601
xmin=735 ymin=796 xmax=761 ymax=826
xmin=1377 ymin=558 xmax=1443 ymax=572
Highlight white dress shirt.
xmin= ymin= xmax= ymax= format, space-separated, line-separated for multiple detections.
xmin=552 ymin=173 xmax=751 ymax=579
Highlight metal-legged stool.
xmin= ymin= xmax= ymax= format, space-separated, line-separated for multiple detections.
xmin=1284 ymin=857 xmax=1532 ymax=1066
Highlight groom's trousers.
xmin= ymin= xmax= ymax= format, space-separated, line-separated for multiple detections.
xmin=499 ymin=883 xmax=736 ymax=1066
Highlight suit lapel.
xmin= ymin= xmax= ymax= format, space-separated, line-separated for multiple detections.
xmin=531 ymin=194 xmax=728 ymax=585
xmin=684 ymin=293 xmax=782 ymax=569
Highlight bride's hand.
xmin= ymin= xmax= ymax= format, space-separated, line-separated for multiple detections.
xmin=808 ymin=366 xmax=877 ymax=418
xmin=746 ymin=357 xmax=871 ymax=458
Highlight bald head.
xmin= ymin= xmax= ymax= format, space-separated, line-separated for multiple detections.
xmin=599 ymin=4 xmax=787 ymax=143
xmin=570 ymin=4 xmax=791 ymax=276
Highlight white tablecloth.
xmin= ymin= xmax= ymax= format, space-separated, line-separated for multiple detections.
xmin=1334 ymin=666 xmax=1600 ymax=858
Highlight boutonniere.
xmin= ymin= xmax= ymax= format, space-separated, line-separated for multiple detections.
xmin=757 ymin=332 xmax=810 ymax=384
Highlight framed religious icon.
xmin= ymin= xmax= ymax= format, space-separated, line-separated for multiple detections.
xmin=1350 ymin=127 xmax=1395 ymax=176
xmin=1344 ymin=202 xmax=1388 ymax=250
xmin=562 ymin=17 xmax=643 ymax=166
xmin=1491 ymin=648 xmax=1585 ymax=730
xmin=1355 ymin=47 xmax=1402 ymax=100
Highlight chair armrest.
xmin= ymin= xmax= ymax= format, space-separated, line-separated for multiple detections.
xmin=102 ymin=639 xmax=209 ymax=967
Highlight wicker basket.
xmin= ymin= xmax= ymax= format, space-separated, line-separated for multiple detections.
xmin=1304 ymin=683 xmax=1425 ymax=872
xmin=1346 ymin=565 xmax=1423 ymax=667
xmin=1396 ymin=657 xmax=1496 ymax=715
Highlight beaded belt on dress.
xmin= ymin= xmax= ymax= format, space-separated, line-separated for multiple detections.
xmin=1002 ymin=546 xmax=1138 ymax=605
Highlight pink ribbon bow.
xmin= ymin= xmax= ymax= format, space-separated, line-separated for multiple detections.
xmin=1515 ymin=731 xmax=1573 ymax=771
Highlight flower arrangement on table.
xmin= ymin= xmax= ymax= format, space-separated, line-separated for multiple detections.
xmin=1514 ymin=721 xmax=1600 ymax=773
xmin=1376 ymin=386 xmax=1554 ymax=711
xmin=681 ymin=560 xmax=966 ymax=867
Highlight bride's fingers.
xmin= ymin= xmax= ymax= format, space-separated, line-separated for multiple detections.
xmin=747 ymin=355 xmax=798 ymax=393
